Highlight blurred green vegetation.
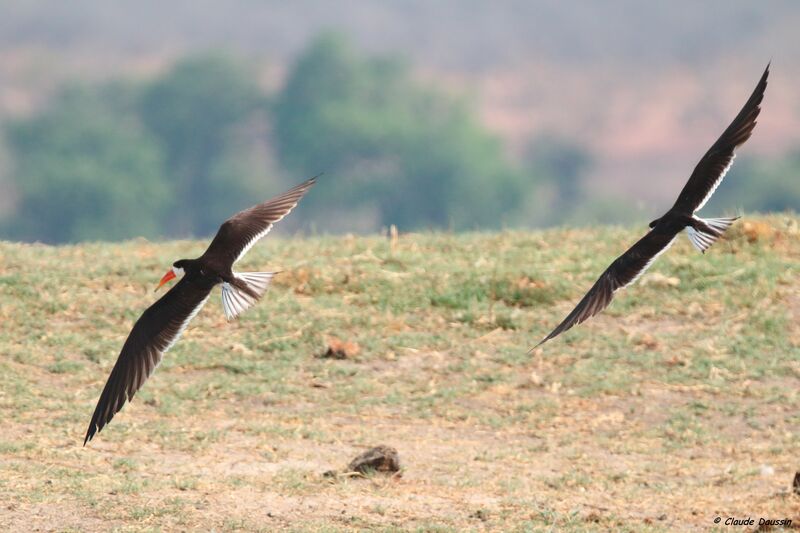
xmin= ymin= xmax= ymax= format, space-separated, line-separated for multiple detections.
xmin=4 ymin=85 xmax=168 ymax=242
xmin=706 ymin=153 xmax=800 ymax=214
xmin=274 ymin=33 xmax=528 ymax=231
xmin=138 ymin=54 xmax=265 ymax=236
xmin=3 ymin=54 xmax=268 ymax=243
xmin=0 ymin=33 xmax=797 ymax=243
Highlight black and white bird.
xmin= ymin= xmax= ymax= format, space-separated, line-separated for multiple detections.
xmin=84 ymin=176 xmax=317 ymax=444
xmin=534 ymin=64 xmax=769 ymax=349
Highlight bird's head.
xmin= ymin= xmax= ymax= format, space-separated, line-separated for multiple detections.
xmin=155 ymin=260 xmax=187 ymax=291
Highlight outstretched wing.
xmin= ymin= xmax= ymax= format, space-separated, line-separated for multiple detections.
xmin=84 ymin=278 xmax=213 ymax=444
xmin=533 ymin=228 xmax=679 ymax=349
xmin=672 ymin=64 xmax=769 ymax=214
xmin=201 ymin=176 xmax=318 ymax=269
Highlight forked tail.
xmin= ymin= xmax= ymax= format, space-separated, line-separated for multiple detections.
xmin=221 ymin=272 xmax=276 ymax=320
xmin=685 ymin=216 xmax=738 ymax=253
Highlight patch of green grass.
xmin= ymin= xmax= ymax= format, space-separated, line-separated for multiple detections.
xmin=0 ymin=215 xmax=797 ymax=531
xmin=273 ymin=467 xmax=316 ymax=494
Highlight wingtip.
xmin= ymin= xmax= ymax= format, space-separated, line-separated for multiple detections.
xmin=294 ymin=173 xmax=323 ymax=191
xmin=528 ymin=338 xmax=548 ymax=354
xmin=83 ymin=426 xmax=94 ymax=447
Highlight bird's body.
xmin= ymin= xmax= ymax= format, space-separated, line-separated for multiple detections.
xmin=84 ymin=176 xmax=317 ymax=444
xmin=534 ymin=64 xmax=770 ymax=348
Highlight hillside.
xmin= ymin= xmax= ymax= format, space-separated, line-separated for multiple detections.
xmin=1 ymin=215 xmax=798 ymax=530
xmin=3 ymin=2 xmax=800 ymax=224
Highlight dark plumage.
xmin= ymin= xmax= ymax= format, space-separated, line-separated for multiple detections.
xmin=534 ymin=64 xmax=769 ymax=349
xmin=84 ymin=176 xmax=317 ymax=444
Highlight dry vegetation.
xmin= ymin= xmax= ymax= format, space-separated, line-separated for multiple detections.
xmin=1 ymin=215 xmax=799 ymax=531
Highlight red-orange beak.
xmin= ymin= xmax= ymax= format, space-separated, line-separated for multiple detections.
xmin=155 ymin=269 xmax=176 ymax=292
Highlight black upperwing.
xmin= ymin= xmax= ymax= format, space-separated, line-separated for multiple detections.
xmin=671 ymin=64 xmax=769 ymax=214
xmin=84 ymin=277 xmax=214 ymax=444
xmin=200 ymin=176 xmax=318 ymax=270
xmin=533 ymin=226 xmax=679 ymax=349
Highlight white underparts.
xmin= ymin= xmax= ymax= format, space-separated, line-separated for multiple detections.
xmin=622 ymin=235 xmax=677 ymax=290
xmin=235 ymin=227 xmax=273 ymax=264
xmin=694 ymin=154 xmax=735 ymax=213
xmin=685 ymin=216 xmax=737 ymax=253
xmin=163 ymin=294 xmax=210 ymax=354
xmin=221 ymin=272 xmax=276 ymax=320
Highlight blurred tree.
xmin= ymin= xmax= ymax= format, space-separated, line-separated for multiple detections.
xmin=706 ymin=154 xmax=800 ymax=214
xmin=273 ymin=33 xmax=527 ymax=231
xmin=138 ymin=53 xmax=264 ymax=236
xmin=524 ymin=135 xmax=590 ymax=206
xmin=2 ymin=85 xmax=168 ymax=243
xmin=523 ymin=134 xmax=604 ymax=226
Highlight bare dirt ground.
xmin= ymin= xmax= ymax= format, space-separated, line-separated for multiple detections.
xmin=1 ymin=216 xmax=798 ymax=531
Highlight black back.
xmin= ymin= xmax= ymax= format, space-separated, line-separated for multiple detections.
xmin=671 ymin=64 xmax=769 ymax=214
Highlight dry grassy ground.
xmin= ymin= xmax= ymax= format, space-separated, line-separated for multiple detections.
xmin=1 ymin=215 xmax=799 ymax=532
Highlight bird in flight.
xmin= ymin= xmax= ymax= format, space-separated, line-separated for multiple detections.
xmin=84 ymin=176 xmax=317 ymax=444
xmin=534 ymin=64 xmax=770 ymax=349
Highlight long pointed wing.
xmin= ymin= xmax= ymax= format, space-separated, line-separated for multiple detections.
xmin=84 ymin=278 xmax=213 ymax=444
xmin=672 ymin=64 xmax=769 ymax=214
xmin=201 ymin=176 xmax=318 ymax=269
xmin=533 ymin=228 xmax=678 ymax=348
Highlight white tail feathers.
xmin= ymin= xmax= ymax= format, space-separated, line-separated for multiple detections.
xmin=685 ymin=216 xmax=738 ymax=253
xmin=221 ymin=272 xmax=276 ymax=320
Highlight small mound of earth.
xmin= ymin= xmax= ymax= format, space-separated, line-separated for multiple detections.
xmin=324 ymin=445 xmax=401 ymax=478
xmin=347 ymin=445 xmax=400 ymax=473
xmin=318 ymin=337 xmax=360 ymax=359
xmin=739 ymin=220 xmax=776 ymax=243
